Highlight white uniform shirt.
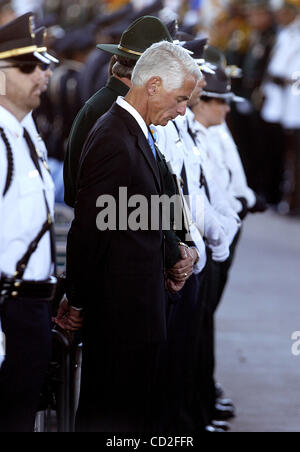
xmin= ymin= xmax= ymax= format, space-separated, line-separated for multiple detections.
xmin=181 ymin=109 xmax=240 ymax=245
xmin=208 ymin=123 xmax=256 ymax=209
xmin=154 ymin=120 xmax=208 ymax=272
xmin=262 ymin=17 xmax=300 ymax=128
xmin=156 ymin=115 xmax=231 ymax=263
xmin=0 ymin=106 xmax=55 ymax=280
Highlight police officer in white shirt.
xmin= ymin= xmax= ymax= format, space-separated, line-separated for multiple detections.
xmin=0 ymin=13 xmax=57 ymax=432
xmin=174 ymin=44 xmax=247 ymax=427
xmin=152 ymin=39 xmax=237 ymax=432
xmin=262 ymin=0 xmax=300 ymax=212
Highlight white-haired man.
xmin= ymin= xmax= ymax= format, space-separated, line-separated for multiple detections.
xmin=66 ymin=41 xmax=201 ymax=432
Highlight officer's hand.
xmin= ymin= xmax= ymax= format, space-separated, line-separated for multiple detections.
xmin=54 ymin=300 xmax=83 ymax=332
xmin=166 ymin=277 xmax=186 ymax=294
xmin=53 ymin=298 xmax=69 ymax=330
xmin=65 ymin=307 xmax=83 ymax=332
xmin=167 ymin=244 xmax=195 ymax=283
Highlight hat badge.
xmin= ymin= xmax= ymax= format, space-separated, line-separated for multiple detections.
xmin=29 ymin=16 xmax=36 ymax=39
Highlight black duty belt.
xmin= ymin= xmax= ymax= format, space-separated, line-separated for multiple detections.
xmin=0 ymin=275 xmax=57 ymax=304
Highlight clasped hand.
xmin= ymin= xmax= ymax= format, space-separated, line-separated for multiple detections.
xmin=54 ymin=298 xmax=83 ymax=332
xmin=166 ymin=244 xmax=197 ymax=293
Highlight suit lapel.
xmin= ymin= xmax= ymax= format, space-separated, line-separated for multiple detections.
xmin=114 ymin=104 xmax=162 ymax=193
xmin=136 ymin=132 xmax=162 ymax=194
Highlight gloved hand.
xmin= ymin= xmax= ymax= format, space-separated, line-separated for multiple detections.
xmin=210 ymin=228 xmax=230 ymax=262
xmin=219 ymin=213 xmax=240 ymax=247
xmin=205 ymin=223 xmax=230 ymax=262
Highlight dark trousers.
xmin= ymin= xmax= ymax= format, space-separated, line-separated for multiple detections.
xmin=0 ymin=297 xmax=52 ymax=432
xmin=76 ymin=329 xmax=161 ymax=432
xmin=195 ymin=232 xmax=242 ymax=423
xmin=228 ymin=108 xmax=286 ymax=203
xmin=259 ymin=120 xmax=285 ymax=205
xmin=160 ymin=269 xmax=209 ymax=432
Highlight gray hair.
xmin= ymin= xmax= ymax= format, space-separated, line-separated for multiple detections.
xmin=131 ymin=41 xmax=202 ymax=92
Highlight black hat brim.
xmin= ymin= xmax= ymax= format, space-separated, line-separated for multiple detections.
xmin=96 ymin=43 xmax=140 ymax=60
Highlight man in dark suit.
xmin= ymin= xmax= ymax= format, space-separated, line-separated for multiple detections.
xmin=65 ymin=41 xmax=201 ymax=432
xmin=63 ymin=15 xmax=200 ymax=290
xmin=64 ymin=15 xmax=172 ymax=210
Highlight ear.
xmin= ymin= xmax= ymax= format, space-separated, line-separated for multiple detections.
xmin=146 ymin=76 xmax=162 ymax=96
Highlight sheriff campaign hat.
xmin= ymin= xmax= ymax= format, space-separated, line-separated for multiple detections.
xmin=0 ymin=12 xmax=47 ymax=62
xmin=201 ymin=66 xmax=245 ymax=102
xmin=96 ymin=15 xmax=172 ymax=60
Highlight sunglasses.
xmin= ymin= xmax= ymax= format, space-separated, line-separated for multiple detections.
xmin=0 ymin=62 xmax=51 ymax=74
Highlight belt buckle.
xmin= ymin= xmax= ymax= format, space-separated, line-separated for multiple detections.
xmin=0 ymin=276 xmax=17 ymax=306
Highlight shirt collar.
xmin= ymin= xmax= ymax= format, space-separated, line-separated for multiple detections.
xmin=186 ymin=107 xmax=195 ymax=123
xmin=116 ymin=96 xmax=148 ymax=139
xmin=193 ymin=118 xmax=209 ymax=137
xmin=21 ymin=112 xmax=34 ymax=130
xmin=0 ymin=105 xmax=24 ymax=138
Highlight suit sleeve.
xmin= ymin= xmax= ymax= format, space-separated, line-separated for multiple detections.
xmin=66 ymin=125 xmax=132 ymax=309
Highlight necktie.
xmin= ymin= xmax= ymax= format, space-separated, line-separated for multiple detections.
xmin=23 ymin=128 xmax=43 ymax=180
xmin=200 ymin=165 xmax=211 ymax=203
xmin=181 ymin=163 xmax=189 ymax=196
xmin=148 ymin=131 xmax=157 ymax=161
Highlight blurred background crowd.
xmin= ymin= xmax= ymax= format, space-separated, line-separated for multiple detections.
xmin=1 ymin=0 xmax=299 ymax=216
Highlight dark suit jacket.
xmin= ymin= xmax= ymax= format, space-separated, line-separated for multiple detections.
xmin=64 ymin=75 xmax=183 ymax=268
xmin=64 ymin=76 xmax=129 ymax=208
xmin=66 ymin=103 xmax=167 ymax=344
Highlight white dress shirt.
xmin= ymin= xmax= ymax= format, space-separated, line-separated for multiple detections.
xmin=0 ymin=106 xmax=55 ymax=280
xmin=116 ymin=96 xmax=148 ymax=138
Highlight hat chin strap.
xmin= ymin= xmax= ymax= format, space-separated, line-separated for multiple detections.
xmin=201 ymin=90 xmax=233 ymax=100
xmin=33 ymin=51 xmax=51 ymax=64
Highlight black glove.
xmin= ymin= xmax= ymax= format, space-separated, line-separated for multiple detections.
xmin=249 ymin=194 xmax=268 ymax=213
xmin=236 ymin=196 xmax=248 ymax=220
